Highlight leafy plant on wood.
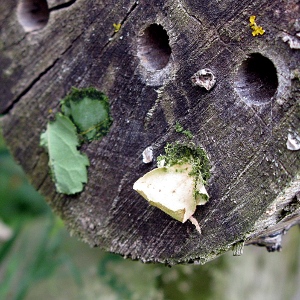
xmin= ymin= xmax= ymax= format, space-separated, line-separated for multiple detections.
xmin=40 ymin=87 xmax=113 ymax=195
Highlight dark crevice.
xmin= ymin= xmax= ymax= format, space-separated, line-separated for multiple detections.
xmin=17 ymin=0 xmax=78 ymax=32
xmin=279 ymin=193 xmax=300 ymax=221
xmin=49 ymin=0 xmax=77 ymax=12
xmin=178 ymin=1 xmax=203 ymax=26
xmin=234 ymin=53 xmax=278 ymax=104
xmin=98 ymin=1 xmax=139 ymax=56
xmin=17 ymin=0 xmax=50 ymax=32
xmin=35 ymin=171 xmax=50 ymax=193
xmin=110 ymin=1 xmax=138 ymax=39
xmin=2 ymin=33 xmax=82 ymax=115
xmin=120 ymin=1 xmax=138 ymax=26
xmin=137 ymin=24 xmax=172 ymax=70
xmin=2 ymin=34 xmax=28 ymax=52
xmin=2 ymin=58 xmax=59 ymax=115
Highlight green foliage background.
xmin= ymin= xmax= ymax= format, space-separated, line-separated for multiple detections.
xmin=1 ymin=130 xmax=300 ymax=300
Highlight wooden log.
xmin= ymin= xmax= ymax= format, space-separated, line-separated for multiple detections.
xmin=0 ymin=0 xmax=299 ymax=264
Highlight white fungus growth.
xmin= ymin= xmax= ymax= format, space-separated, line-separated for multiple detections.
xmin=191 ymin=68 xmax=216 ymax=91
xmin=287 ymin=133 xmax=300 ymax=151
xmin=281 ymin=34 xmax=300 ymax=49
xmin=142 ymin=146 xmax=153 ymax=163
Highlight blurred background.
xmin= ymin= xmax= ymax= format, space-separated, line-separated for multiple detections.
xmin=1 ymin=128 xmax=300 ymax=300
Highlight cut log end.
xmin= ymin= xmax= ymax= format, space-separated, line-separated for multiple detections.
xmin=0 ymin=0 xmax=299 ymax=264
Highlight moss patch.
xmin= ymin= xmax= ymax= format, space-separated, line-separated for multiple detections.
xmin=157 ymin=142 xmax=211 ymax=183
xmin=175 ymin=122 xmax=193 ymax=139
xmin=157 ymin=141 xmax=210 ymax=203
xmin=61 ymin=87 xmax=113 ymax=142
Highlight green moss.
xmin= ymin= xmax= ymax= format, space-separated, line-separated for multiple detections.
xmin=157 ymin=142 xmax=210 ymax=183
xmin=157 ymin=141 xmax=210 ymax=201
xmin=175 ymin=122 xmax=184 ymax=132
xmin=61 ymin=87 xmax=113 ymax=142
xmin=175 ymin=122 xmax=193 ymax=139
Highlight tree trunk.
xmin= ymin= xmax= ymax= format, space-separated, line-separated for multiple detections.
xmin=0 ymin=0 xmax=299 ymax=264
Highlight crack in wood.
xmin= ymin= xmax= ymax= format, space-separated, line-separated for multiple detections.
xmin=49 ymin=0 xmax=77 ymax=12
xmin=176 ymin=0 xmax=203 ymax=26
xmin=97 ymin=1 xmax=139 ymax=57
xmin=2 ymin=33 xmax=82 ymax=115
xmin=2 ymin=34 xmax=28 ymax=52
xmin=35 ymin=170 xmax=50 ymax=192
xmin=1 ymin=0 xmax=299 ymax=264
xmin=2 ymin=58 xmax=59 ymax=115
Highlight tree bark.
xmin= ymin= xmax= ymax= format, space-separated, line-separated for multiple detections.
xmin=0 ymin=0 xmax=299 ymax=264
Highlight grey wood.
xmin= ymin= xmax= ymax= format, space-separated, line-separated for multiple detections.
xmin=0 ymin=0 xmax=299 ymax=264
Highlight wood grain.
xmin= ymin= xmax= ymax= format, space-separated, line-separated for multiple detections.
xmin=0 ymin=0 xmax=299 ymax=264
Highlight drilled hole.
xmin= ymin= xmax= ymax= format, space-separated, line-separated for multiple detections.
xmin=17 ymin=0 xmax=49 ymax=32
xmin=137 ymin=24 xmax=172 ymax=71
xmin=234 ymin=53 xmax=278 ymax=104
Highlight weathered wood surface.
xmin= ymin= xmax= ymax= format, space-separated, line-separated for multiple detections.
xmin=0 ymin=0 xmax=299 ymax=264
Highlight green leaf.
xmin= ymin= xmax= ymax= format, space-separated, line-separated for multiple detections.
xmin=61 ymin=88 xmax=113 ymax=141
xmin=40 ymin=114 xmax=89 ymax=195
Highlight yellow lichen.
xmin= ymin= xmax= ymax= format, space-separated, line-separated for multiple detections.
xmin=113 ymin=23 xmax=121 ymax=33
xmin=249 ymin=15 xmax=256 ymax=25
xmin=249 ymin=15 xmax=265 ymax=36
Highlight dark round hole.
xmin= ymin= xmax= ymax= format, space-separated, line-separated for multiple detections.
xmin=234 ymin=53 xmax=278 ymax=104
xmin=137 ymin=24 xmax=172 ymax=71
xmin=17 ymin=0 xmax=49 ymax=32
